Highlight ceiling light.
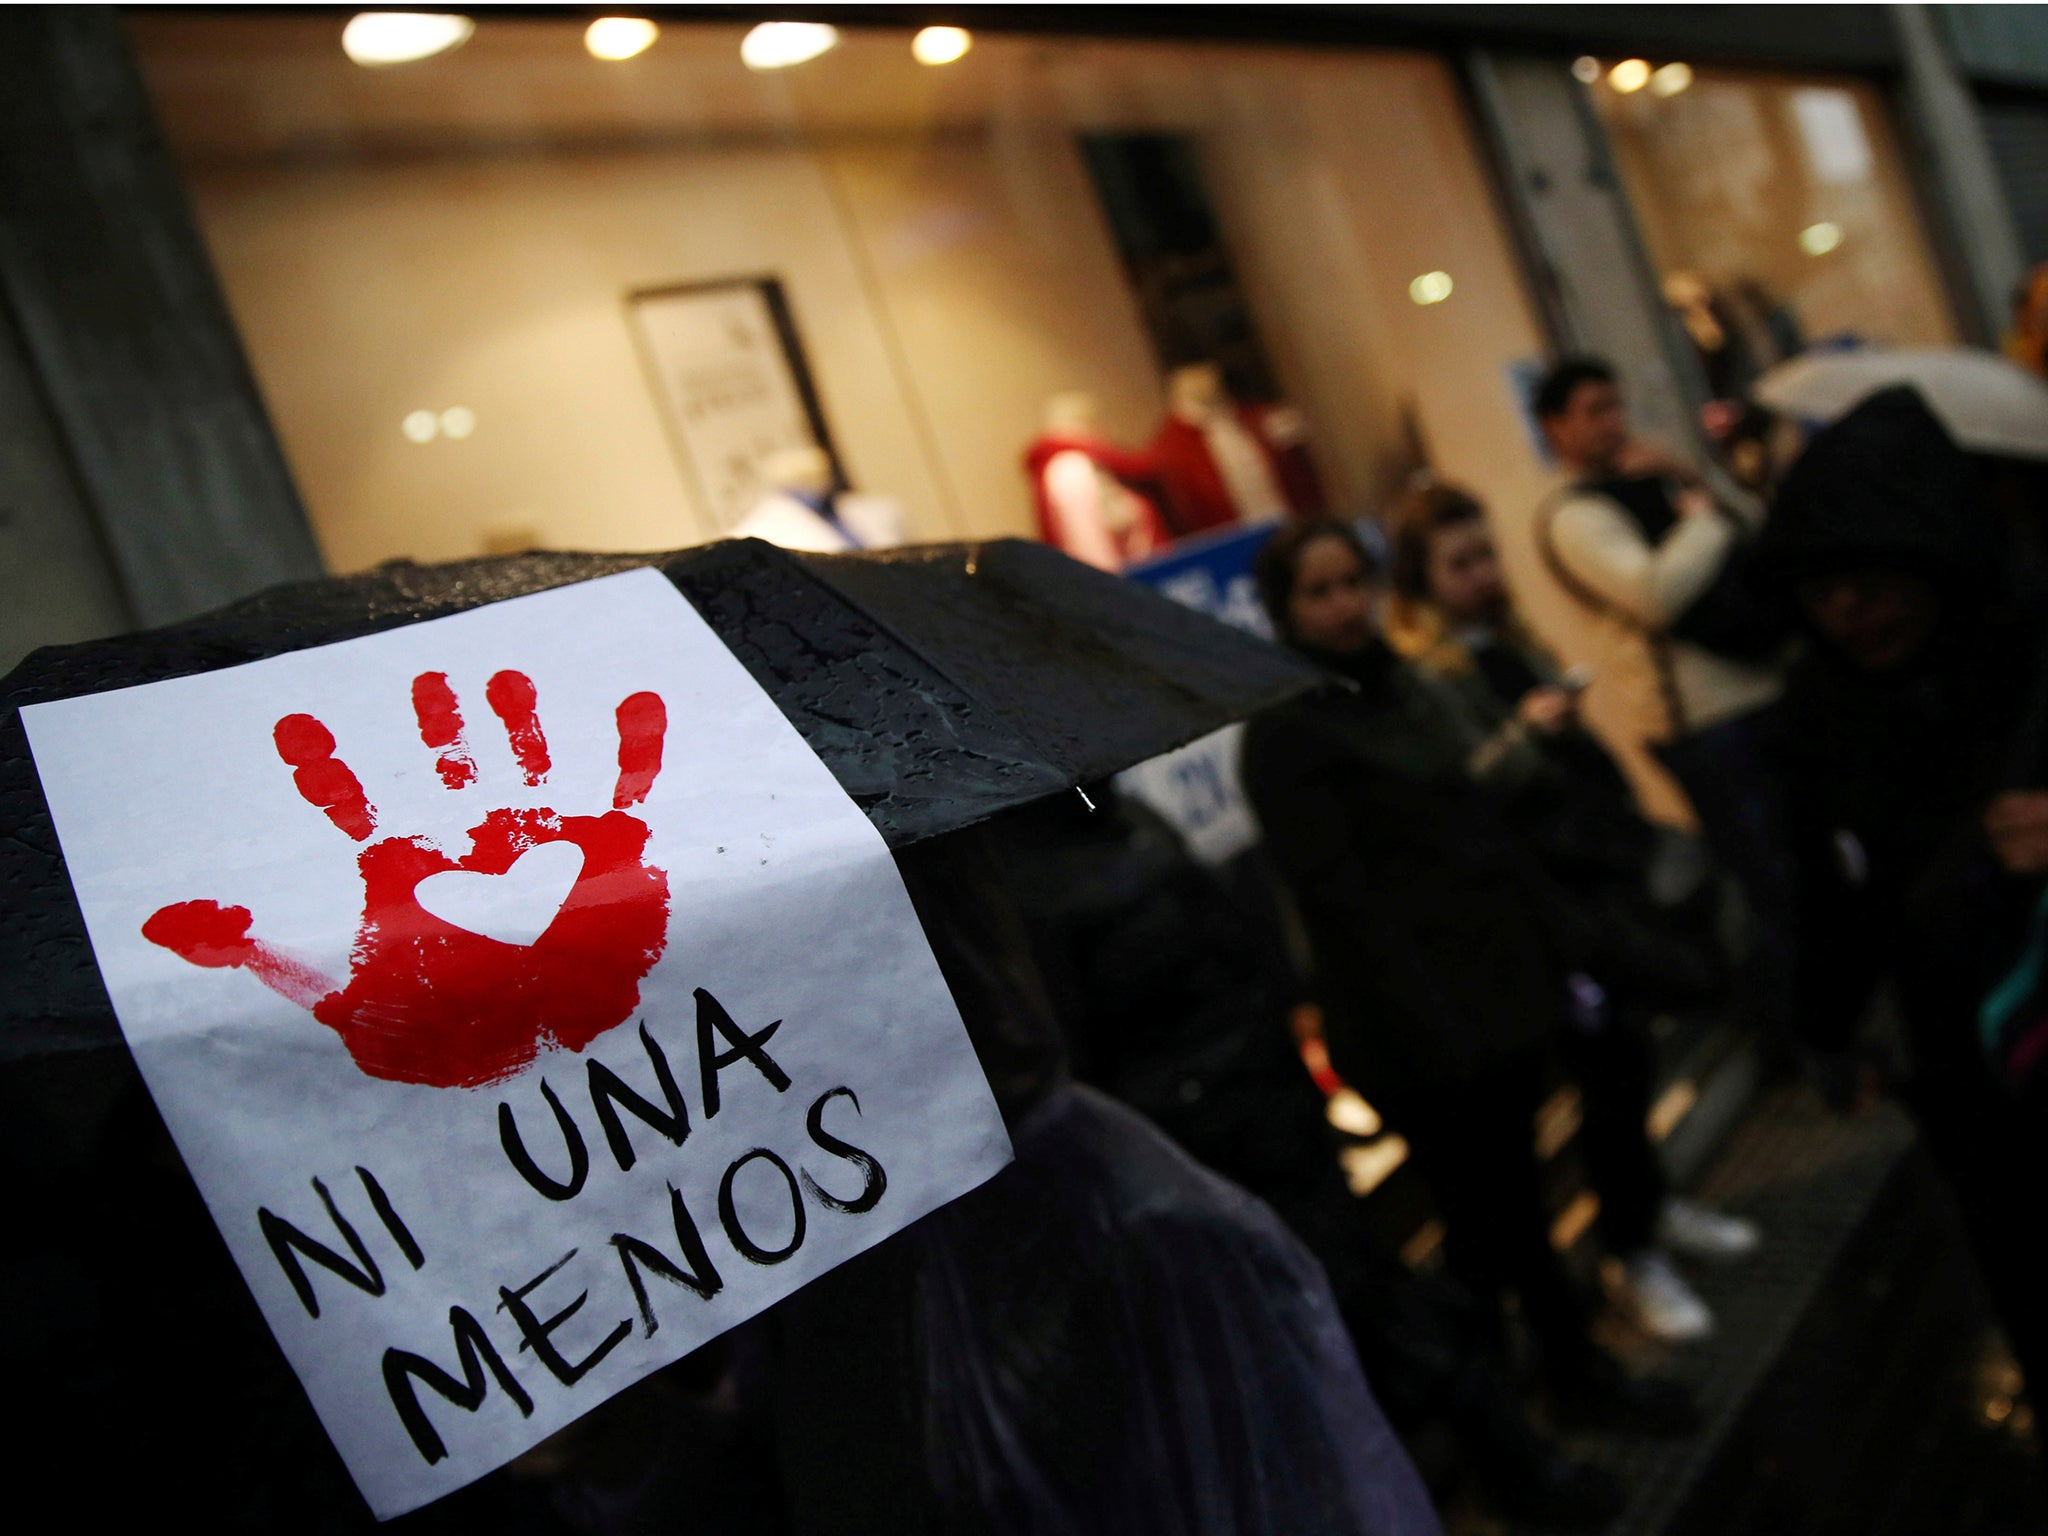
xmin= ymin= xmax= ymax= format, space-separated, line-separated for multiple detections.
xmin=439 ymin=406 xmax=476 ymax=439
xmin=1571 ymin=56 xmax=1601 ymax=84
xmin=1650 ymin=62 xmax=1694 ymax=97
xmin=585 ymin=17 xmax=657 ymax=62
xmin=1608 ymin=58 xmax=1652 ymax=94
xmin=342 ymin=12 xmax=474 ymax=68
xmin=1799 ymin=221 xmax=1844 ymax=256
xmin=1408 ymin=271 xmax=1454 ymax=306
xmin=912 ymin=26 xmax=972 ymax=65
xmin=740 ymin=21 xmax=838 ymax=71
xmin=402 ymin=410 xmax=439 ymax=443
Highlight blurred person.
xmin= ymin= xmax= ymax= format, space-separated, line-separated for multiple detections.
xmin=1384 ymin=481 xmax=1757 ymax=1342
xmin=1023 ymin=392 xmax=1171 ymax=572
xmin=2007 ymin=261 xmax=2048 ymax=381
xmin=1240 ymin=519 xmax=1699 ymax=1433
xmin=771 ymin=827 xmax=1443 ymax=1536
xmin=1528 ymin=357 xmax=1797 ymax=1044
xmin=1760 ymin=384 xmax=2048 ymax=1418
xmin=994 ymin=787 xmax=1629 ymax=1529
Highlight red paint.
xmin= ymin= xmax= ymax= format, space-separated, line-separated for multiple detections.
xmin=274 ymin=714 xmax=377 ymax=841
xmin=410 ymin=671 xmax=477 ymax=789
xmin=142 ymin=901 xmax=336 ymax=1011
xmin=487 ymin=670 xmax=551 ymax=785
xmin=146 ymin=682 xmax=673 ymax=1090
xmin=613 ymin=692 xmax=666 ymax=808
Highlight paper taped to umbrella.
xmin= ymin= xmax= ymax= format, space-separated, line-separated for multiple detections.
xmin=0 ymin=538 xmax=1318 ymax=1521
xmin=5 ymin=538 xmax=1318 ymax=1058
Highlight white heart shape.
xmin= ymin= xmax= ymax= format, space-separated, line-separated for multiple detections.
xmin=415 ymin=840 xmax=586 ymax=947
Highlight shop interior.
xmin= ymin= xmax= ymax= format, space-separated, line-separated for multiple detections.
xmin=130 ymin=15 xmax=1559 ymax=573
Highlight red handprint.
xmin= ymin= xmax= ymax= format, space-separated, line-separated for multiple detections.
xmin=141 ymin=671 xmax=672 ymax=1090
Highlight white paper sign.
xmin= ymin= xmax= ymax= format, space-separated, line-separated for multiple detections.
xmin=23 ymin=569 xmax=1011 ymax=1519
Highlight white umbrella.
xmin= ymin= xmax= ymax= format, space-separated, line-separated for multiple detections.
xmin=1751 ymin=346 xmax=2048 ymax=461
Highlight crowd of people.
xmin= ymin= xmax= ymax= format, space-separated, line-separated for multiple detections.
xmin=37 ymin=352 xmax=2048 ymax=1536
xmin=482 ymin=352 xmax=2048 ymax=1536
xmin=1214 ymin=354 xmax=2048 ymax=1528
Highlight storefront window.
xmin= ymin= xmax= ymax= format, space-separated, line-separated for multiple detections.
xmin=131 ymin=16 xmax=1560 ymax=573
xmin=1590 ymin=63 xmax=1956 ymax=398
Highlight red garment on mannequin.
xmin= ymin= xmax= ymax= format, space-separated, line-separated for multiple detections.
xmin=1022 ymin=436 xmax=1171 ymax=568
xmin=1150 ymin=406 xmax=1326 ymax=537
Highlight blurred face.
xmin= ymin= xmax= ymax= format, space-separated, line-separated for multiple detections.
xmin=1544 ymin=379 xmax=1629 ymax=473
xmin=1287 ymin=534 xmax=1379 ymax=654
xmin=1798 ymin=569 xmax=1941 ymax=671
xmin=1425 ymin=519 xmax=1507 ymax=626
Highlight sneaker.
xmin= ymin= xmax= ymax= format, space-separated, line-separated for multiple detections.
xmin=1657 ymin=1197 xmax=1761 ymax=1260
xmin=1623 ymin=1250 xmax=1715 ymax=1343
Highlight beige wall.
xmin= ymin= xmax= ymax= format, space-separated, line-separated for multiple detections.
xmin=1199 ymin=51 xmax=1557 ymax=527
xmin=820 ymin=130 xmax=1169 ymax=541
xmin=140 ymin=21 xmax=1560 ymax=572
xmin=190 ymin=148 xmax=959 ymax=571
xmin=1601 ymin=70 xmax=1957 ymax=349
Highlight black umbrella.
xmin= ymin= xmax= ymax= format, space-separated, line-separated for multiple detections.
xmin=2 ymin=535 xmax=1314 ymax=1055
xmin=0 ymin=535 xmax=1319 ymax=1531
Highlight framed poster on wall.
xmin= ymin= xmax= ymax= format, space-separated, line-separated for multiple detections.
xmin=627 ymin=276 xmax=844 ymax=531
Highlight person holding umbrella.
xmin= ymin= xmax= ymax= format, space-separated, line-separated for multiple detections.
xmin=1759 ymin=384 xmax=2048 ymax=1422
xmin=1 ymin=535 xmax=1443 ymax=1535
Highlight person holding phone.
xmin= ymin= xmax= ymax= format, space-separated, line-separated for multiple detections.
xmin=1241 ymin=518 xmax=1713 ymax=1429
xmin=1525 ymin=358 xmax=1796 ymax=1048
xmin=1382 ymin=479 xmax=1757 ymax=1343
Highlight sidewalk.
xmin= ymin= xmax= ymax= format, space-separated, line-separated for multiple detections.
xmin=1571 ymin=1085 xmax=2047 ymax=1536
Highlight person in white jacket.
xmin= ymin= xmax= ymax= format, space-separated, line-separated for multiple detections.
xmin=1527 ymin=356 xmax=1795 ymax=1039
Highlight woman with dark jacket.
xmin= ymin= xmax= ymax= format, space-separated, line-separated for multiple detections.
xmin=1239 ymin=519 xmax=1693 ymax=1429
xmin=990 ymin=788 xmax=1629 ymax=1528
xmin=1759 ymin=384 xmax=2048 ymax=1415
xmin=1379 ymin=483 xmax=1755 ymax=1342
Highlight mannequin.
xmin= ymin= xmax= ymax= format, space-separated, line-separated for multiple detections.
xmin=729 ymin=445 xmax=907 ymax=552
xmin=1149 ymin=362 xmax=1325 ymax=537
xmin=1021 ymin=392 xmax=1171 ymax=573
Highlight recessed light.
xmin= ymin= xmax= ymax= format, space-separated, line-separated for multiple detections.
xmin=1799 ymin=221 xmax=1844 ymax=256
xmin=1409 ymin=271 xmax=1455 ymax=306
xmin=342 ymin=12 xmax=474 ymax=68
xmin=1609 ymin=58 xmax=1652 ymax=94
xmin=740 ymin=22 xmax=838 ymax=71
xmin=912 ymin=26 xmax=972 ymax=66
xmin=585 ymin=17 xmax=658 ymax=62
xmin=1651 ymin=62 xmax=1694 ymax=97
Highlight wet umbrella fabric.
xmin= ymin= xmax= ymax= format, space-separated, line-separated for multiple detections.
xmin=0 ymin=536 xmax=1328 ymax=1534
xmin=1 ymin=535 xmax=1316 ymax=1057
xmin=1752 ymin=346 xmax=2048 ymax=461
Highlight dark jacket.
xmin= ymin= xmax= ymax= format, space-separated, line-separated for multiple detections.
xmin=991 ymin=793 xmax=1330 ymax=1189
xmin=1761 ymin=386 xmax=2042 ymax=1049
xmin=1240 ymin=638 xmax=1559 ymax=1100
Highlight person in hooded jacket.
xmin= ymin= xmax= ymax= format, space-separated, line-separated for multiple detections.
xmin=1760 ymin=383 xmax=2048 ymax=1419
xmin=1240 ymin=519 xmax=1698 ymax=1433
xmin=991 ymin=787 xmax=1631 ymax=1529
